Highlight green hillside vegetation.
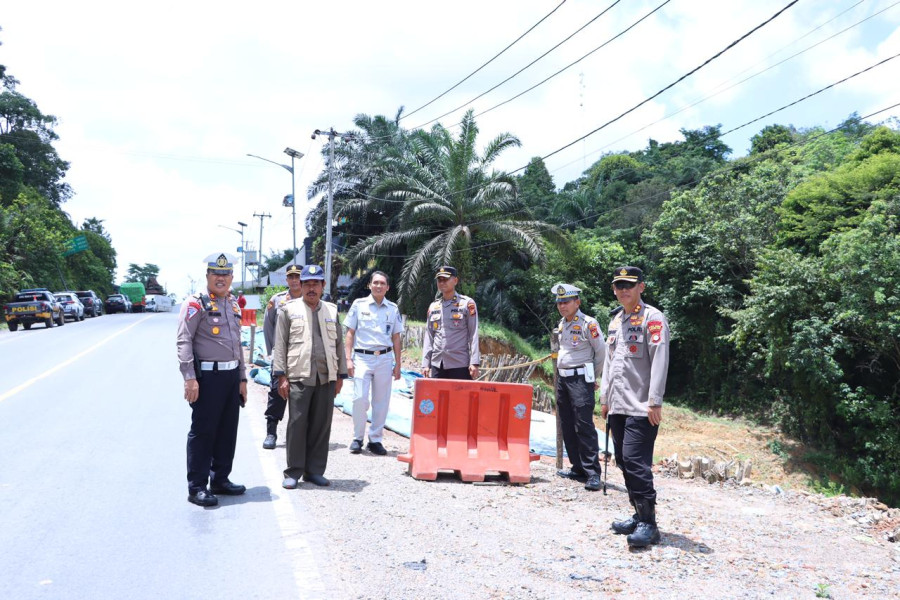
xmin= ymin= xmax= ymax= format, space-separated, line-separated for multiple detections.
xmin=307 ymin=109 xmax=900 ymax=505
xmin=0 ymin=53 xmax=116 ymax=299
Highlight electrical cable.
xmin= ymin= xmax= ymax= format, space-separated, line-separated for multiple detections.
xmin=410 ymin=0 xmax=625 ymax=130
xmin=401 ymin=0 xmax=568 ymax=121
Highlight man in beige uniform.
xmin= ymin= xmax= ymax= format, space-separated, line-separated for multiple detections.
xmin=421 ymin=266 xmax=480 ymax=380
xmin=176 ymin=253 xmax=247 ymax=507
xmin=600 ymin=266 xmax=670 ymax=547
xmin=272 ymin=264 xmax=348 ymax=488
xmin=552 ymin=283 xmax=606 ymax=491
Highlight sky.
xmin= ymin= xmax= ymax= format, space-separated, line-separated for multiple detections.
xmin=3 ymin=0 xmax=899 ymax=297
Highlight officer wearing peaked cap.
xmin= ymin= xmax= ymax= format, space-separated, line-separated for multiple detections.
xmin=422 ymin=266 xmax=480 ymax=380
xmin=176 ymin=252 xmax=247 ymax=507
xmin=260 ymin=264 xmax=304 ymax=450
xmin=600 ymin=266 xmax=670 ymax=547
xmin=553 ymin=282 xmax=607 ymax=492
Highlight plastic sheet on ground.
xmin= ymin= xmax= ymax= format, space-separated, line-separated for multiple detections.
xmin=332 ymin=369 xmax=610 ymax=458
xmin=248 ymin=366 xmax=271 ymax=387
xmin=240 ymin=326 xmax=267 ymax=363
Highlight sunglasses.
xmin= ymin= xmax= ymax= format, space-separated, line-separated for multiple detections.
xmin=613 ymin=281 xmax=637 ymax=290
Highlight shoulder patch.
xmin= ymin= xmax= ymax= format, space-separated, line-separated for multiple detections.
xmin=588 ymin=322 xmax=599 ymax=338
xmin=467 ymin=301 xmax=476 ymax=317
xmin=186 ymin=301 xmax=201 ymax=321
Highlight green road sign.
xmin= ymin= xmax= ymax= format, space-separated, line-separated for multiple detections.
xmin=63 ymin=235 xmax=89 ymax=257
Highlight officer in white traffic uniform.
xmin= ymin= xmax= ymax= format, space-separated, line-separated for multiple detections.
xmin=344 ymin=271 xmax=404 ymax=456
xmin=553 ymin=283 xmax=606 ymax=491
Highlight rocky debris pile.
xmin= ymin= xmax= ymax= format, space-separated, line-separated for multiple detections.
xmin=660 ymin=453 xmax=753 ymax=484
xmin=797 ymin=492 xmax=900 ymax=541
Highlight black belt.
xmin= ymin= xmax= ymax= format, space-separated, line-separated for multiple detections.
xmin=354 ymin=348 xmax=392 ymax=355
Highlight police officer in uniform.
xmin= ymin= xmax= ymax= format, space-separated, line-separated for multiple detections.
xmin=176 ymin=253 xmax=248 ymax=507
xmin=552 ymin=283 xmax=607 ymax=492
xmin=272 ymin=265 xmax=348 ymax=488
xmin=600 ymin=266 xmax=670 ymax=547
xmin=261 ymin=264 xmax=304 ymax=450
xmin=421 ymin=266 xmax=480 ymax=380
xmin=344 ymin=271 xmax=404 ymax=455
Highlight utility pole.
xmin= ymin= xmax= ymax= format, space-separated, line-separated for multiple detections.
xmin=253 ymin=211 xmax=271 ymax=279
xmin=237 ymin=221 xmax=248 ymax=291
xmin=311 ymin=128 xmax=355 ymax=299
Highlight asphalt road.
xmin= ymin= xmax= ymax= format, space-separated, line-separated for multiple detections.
xmin=0 ymin=311 xmax=338 ymax=600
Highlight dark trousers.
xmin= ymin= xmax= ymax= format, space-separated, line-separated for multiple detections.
xmin=608 ymin=413 xmax=658 ymax=504
xmin=555 ymin=374 xmax=601 ymax=477
xmin=284 ymin=380 xmax=335 ymax=479
xmin=265 ymin=366 xmax=287 ymax=432
xmin=431 ymin=365 xmax=472 ymax=380
xmin=186 ymin=369 xmax=241 ymax=492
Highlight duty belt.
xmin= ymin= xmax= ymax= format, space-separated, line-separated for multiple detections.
xmin=355 ymin=348 xmax=392 ymax=356
xmin=558 ymin=367 xmax=585 ymax=377
xmin=199 ymin=360 xmax=240 ymax=371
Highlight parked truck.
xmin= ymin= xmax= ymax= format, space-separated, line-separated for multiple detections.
xmin=119 ymin=282 xmax=147 ymax=313
xmin=3 ymin=288 xmax=65 ymax=331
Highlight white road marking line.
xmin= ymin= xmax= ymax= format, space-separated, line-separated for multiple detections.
xmin=246 ymin=395 xmax=332 ymax=599
xmin=0 ymin=316 xmax=153 ymax=403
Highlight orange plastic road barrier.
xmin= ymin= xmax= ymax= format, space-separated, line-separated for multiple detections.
xmin=240 ymin=309 xmax=257 ymax=327
xmin=398 ymin=379 xmax=540 ymax=483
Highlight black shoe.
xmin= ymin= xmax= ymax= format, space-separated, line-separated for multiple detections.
xmin=584 ymin=475 xmax=601 ymax=491
xmin=627 ymin=521 xmax=661 ymax=547
xmin=627 ymin=500 xmax=661 ymax=547
xmin=367 ymin=441 xmax=387 ymax=455
xmin=557 ymin=469 xmax=588 ymax=482
xmin=263 ymin=434 xmax=277 ymax=450
xmin=210 ymin=480 xmax=246 ymax=495
xmin=282 ymin=476 xmax=299 ymax=489
xmin=188 ymin=488 xmax=218 ymax=507
xmin=611 ymin=513 xmax=639 ymax=535
xmin=349 ymin=439 xmax=363 ymax=454
xmin=304 ymin=473 xmax=330 ymax=487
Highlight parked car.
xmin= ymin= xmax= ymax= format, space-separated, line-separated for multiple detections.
xmin=104 ymin=293 xmax=132 ymax=314
xmin=145 ymin=294 xmax=173 ymax=313
xmin=54 ymin=292 xmax=85 ymax=321
xmin=75 ymin=290 xmax=103 ymax=317
xmin=3 ymin=288 xmax=65 ymax=330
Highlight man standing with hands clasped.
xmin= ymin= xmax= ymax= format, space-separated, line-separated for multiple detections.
xmin=421 ymin=266 xmax=480 ymax=380
xmin=176 ymin=253 xmax=247 ymax=507
xmin=344 ymin=271 xmax=404 ymax=456
xmin=272 ymin=264 xmax=348 ymax=488
xmin=600 ymin=266 xmax=670 ymax=547
xmin=552 ymin=283 xmax=606 ymax=492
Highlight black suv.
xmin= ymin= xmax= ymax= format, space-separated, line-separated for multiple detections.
xmin=104 ymin=293 xmax=132 ymax=314
xmin=75 ymin=290 xmax=103 ymax=317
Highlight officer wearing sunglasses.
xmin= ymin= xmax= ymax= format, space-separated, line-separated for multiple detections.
xmin=600 ymin=266 xmax=670 ymax=548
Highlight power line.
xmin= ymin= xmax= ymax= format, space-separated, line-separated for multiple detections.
xmin=471 ymin=0 xmax=670 ymax=123
xmin=530 ymin=0 xmax=803 ymax=170
xmin=411 ymin=0 xmax=625 ymax=130
xmin=550 ymin=0 xmax=900 ymax=177
xmin=401 ymin=0 xmax=568 ymax=121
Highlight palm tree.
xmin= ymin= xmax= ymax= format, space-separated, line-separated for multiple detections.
xmin=348 ymin=110 xmax=556 ymax=312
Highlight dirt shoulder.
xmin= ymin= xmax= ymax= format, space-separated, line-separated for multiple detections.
xmin=249 ymin=377 xmax=900 ymax=600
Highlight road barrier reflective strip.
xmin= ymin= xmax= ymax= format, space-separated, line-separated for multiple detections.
xmin=0 ymin=315 xmax=153 ymax=404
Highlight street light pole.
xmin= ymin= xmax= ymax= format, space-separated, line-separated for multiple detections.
xmin=237 ymin=221 xmax=248 ymax=290
xmin=311 ymin=128 xmax=354 ymax=299
xmin=247 ymin=149 xmax=304 ymax=267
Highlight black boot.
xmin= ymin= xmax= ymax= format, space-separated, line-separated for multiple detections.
xmin=611 ymin=497 xmax=638 ymax=535
xmin=263 ymin=420 xmax=277 ymax=450
xmin=626 ymin=500 xmax=660 ymax=547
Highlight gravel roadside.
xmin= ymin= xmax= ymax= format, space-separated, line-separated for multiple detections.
xmin=248 ymin=379 xmax=900 ymax=600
